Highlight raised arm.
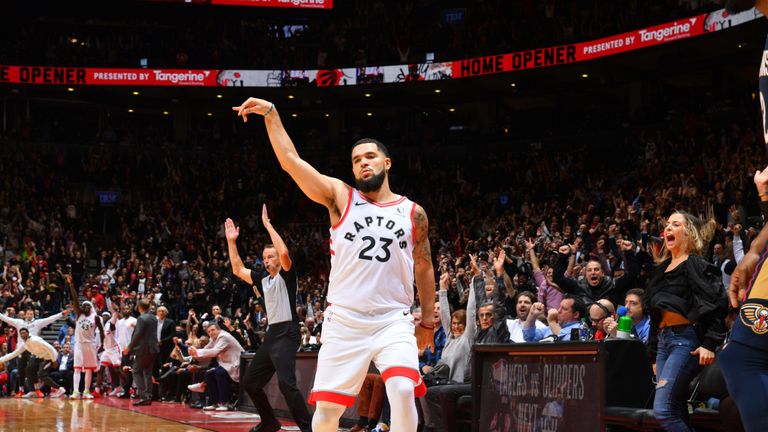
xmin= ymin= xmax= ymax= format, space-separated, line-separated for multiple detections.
xmin=438 ymin=273 xmax=452 ymax=335
xmin=68 ymin=283 xmax=82 ymax=317
xmin=262 ymin=204 xmax=291 ymax=271
xmin=464 ymin=271 xmax=478 ymax=339
xmin=225 ymin=218 xmax=253 ymax=285
xmin=553 ymin=245 xmax=582 ymax=295
xmin=412 ymin=204 xmax=436 ymax=351
xmin=232 ymin=97 xmax=349 ymax=223
xmin=0 ymin=312 xmax=23 ymax=328
xmin=37 ymin=309 xmax=67 ymax=330
xmin=95 ymin=315 xmax=105 ymax=347
xmin=525 ymin=239 xmax=541 ymax=273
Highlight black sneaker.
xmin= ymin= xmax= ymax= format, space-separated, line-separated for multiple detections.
xmin=248 ymin=421 xmax=282 ymax=432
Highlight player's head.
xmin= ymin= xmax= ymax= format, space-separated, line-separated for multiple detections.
xmin=122 ymin=303 xmax=133 ymax=317
xmin=24 ymin=309 xmax=35 ymax=321
xmin=262 ymin=244 xmax=281 ymax=276
xmin=82 ymin=301 xmax=93 ymax=316
xmin=351 ymin=138 xmax=391 ymax=193
xmin=18 ymin=328 xmax=29 ymax=341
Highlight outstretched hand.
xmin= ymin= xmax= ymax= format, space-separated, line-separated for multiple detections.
xmin=261 ymin=204 xmax=272 ymax=228
xmin=224 ymin=218 xmax=239 ymax=242
xmin=754 ymin=164 xmax=768 ymax=192
xmin=232 ymin=97 xmax=272 ymax=123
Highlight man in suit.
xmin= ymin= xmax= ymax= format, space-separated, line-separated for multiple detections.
xmin=123 ymin=299 xmax=158 ymax=406
xmin=156 ymin=306 xmax=176 ymax=401
xmin=50 ymin=343 xmax=75 ymax=395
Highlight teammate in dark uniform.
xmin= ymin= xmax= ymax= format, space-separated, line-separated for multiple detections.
xmin=718 ymin=3 xmax=768 ymax=430
xmin=720 ymin=164 xmax=768 ymax=431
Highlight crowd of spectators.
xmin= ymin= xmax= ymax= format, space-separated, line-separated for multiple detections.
xmin=0 ymin=65 xmax=764 ymax=432
xmin=2 ymin=0 xmax=724 ymax=69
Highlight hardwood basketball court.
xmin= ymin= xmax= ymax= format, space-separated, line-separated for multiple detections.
xmin=0 ymin=397 xmax=309 ymax=432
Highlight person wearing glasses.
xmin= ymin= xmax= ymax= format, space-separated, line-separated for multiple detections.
xmin=423 ymin=270 xmax=509 ymax=432
xmin=587 ymin=299 xmax=616 ymax=340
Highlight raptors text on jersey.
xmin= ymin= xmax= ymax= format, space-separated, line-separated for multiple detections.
xmin=327 ymin=188 xmax=417 ymax=313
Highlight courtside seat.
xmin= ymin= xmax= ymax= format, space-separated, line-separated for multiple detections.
xmin=604 ymin=406 xmax=647 ymax=430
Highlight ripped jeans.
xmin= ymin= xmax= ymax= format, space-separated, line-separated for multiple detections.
xmin=653 ymin=325 xmax=701 ymax=432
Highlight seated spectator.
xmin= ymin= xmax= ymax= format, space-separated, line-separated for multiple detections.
xmin=422 ymin=272 xmax=475 ymax=431
xmin=506 ymin=291 xmax=548 ymax=343
xmin=587 ymin=299 xmax=615 ymax=340
xmin=188 ymin=323 xmax=244 ymax=411
xmin=419 ymin=297 xmax=445 ymax=375
xmin=178 ymin=334 xmax=211 ymax=408
xmin=523 ymin=295 xmax=587 ymax=342
xmin=603 ymin=288 xmax=650 ymax=343
xmin=49 ymin=343 xmax=74 ymax=395
xmin=424 ymin=269 xmax=509 ymax=432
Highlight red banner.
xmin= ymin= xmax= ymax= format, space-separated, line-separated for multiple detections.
xmin=0 ymin=66 xmax=219 ymax=86
xmin=452 ymin=14 xmax=706 ymax=79
xmin=211 ymin=0 xmax=332 ymax=9
xmin=578 ymin=14 xmax=705 ymax=61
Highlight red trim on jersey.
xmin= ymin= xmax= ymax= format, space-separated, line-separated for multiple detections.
xmin=381 ymin=366 xmax=426 ymax=397
xmin=330 ymin=187 xmax=354 ymax=230
xmin=410 ymin=202 xmax=417 ymax=240
xmin=308 ymin=390 xmax=356 ymax=407
xmin=329 ymin=238 xmax=335 ymax=255
xmin=74 ymin=367 xmax=98 ymax=371
xmin=356 ymin=189 xmax=407 ymax=207
xmin=330 ymin=249 xmax=335 ymax=256
xmin=100 ymin=362 xmax=120 ymax=367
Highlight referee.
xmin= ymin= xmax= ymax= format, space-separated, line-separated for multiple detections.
xmin=225 ymin=205 xmax=312 ymax=432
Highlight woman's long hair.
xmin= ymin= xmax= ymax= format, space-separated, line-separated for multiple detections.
xmin=653 ymin=210 xmax=717 ymax=263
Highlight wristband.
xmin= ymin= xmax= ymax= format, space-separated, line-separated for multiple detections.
xmin=419 ymin=322 xmax=435 ymax=330
xmin=264 ymin=103 xmax=274 ymax=117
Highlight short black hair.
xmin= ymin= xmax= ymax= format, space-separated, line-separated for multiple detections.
xmin=351 ymin=138 xmax=390 ymax=158
xmin=562 ymin=294 xmax=586 ymax=320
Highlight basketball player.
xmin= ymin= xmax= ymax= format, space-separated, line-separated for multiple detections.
xmin=0 ymin=328 xmax=67 ymax=398
xmin=233 ymin=98 xmax=436 ymax=432
xmin=0 ymin=306 xmax=69 ymax=396
xmin=226 ymin=205 xmax=312 ymax=432
xmin=68 ymin=283 xmax=105 ymax=399
xmin=96 ymin=310 xmax=122 ymax=396
xmin=717 ymin=3 xmax=768 ymax=430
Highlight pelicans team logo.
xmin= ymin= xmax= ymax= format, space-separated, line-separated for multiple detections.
xmin=739 ymin=303 xmax=768 ymax=335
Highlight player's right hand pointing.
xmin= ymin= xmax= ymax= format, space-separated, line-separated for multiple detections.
xmin=232 ymin=97 xmax=272 ymax=122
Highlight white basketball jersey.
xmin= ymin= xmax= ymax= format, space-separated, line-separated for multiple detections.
xmin=328 ymin=188 xmax=416 ymax=313
xmin=75 ymin=313 xmax=98 ymax=345
xmin=103 ymin=321 xmax=118 ymax=349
